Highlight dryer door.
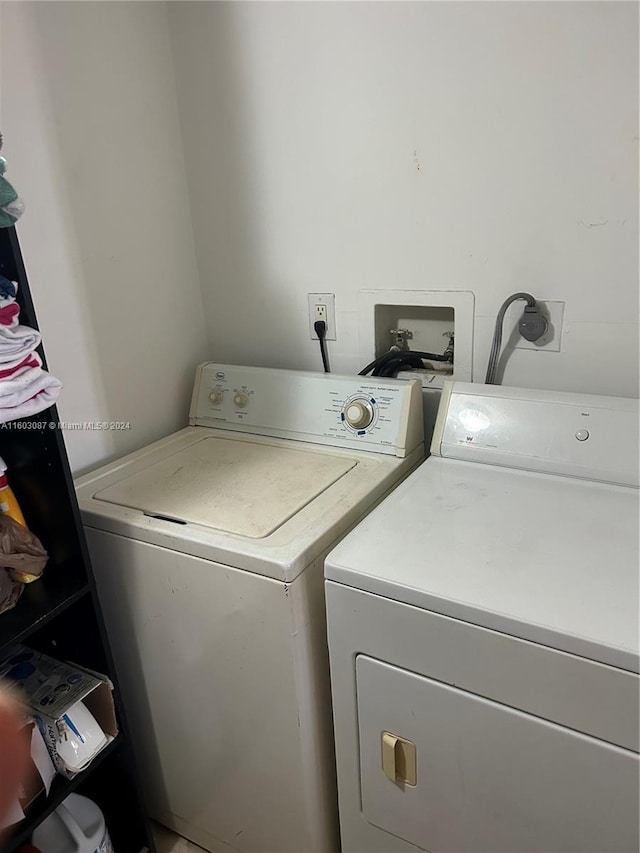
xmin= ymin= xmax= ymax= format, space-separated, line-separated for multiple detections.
xmin=356 ymin=655 xmax=639 ymax=853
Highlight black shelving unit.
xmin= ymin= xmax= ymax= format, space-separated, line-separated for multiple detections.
xmin=0 ymin=226 xmax=155 ymax=853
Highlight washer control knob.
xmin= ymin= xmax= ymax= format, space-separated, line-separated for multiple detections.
xmin=233 ymin=392 xmax=249 ymax=408
xmin=344 ymin=399 xmax=374 ymax=430
xmin=209 ymin=390 xmax=224 ymax=405
xmin=575 ymin=429 xmax=590 ymax=441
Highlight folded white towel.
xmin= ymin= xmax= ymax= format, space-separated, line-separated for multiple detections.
xmin=0 ymin=279 xmax=62 ymax=421
xmin=0 ymin=323 xmax=41 ymax=363
xmin=0 ymin=365 xmax=62 ymax=423
xmin=0 ymin=352 xmax=41 ymax=379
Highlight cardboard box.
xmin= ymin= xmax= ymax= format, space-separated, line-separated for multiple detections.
xmin=0 ymin=645 xmax=118 ymax=779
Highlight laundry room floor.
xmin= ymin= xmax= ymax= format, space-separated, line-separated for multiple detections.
xmin=152 ymin=821 xmax=208 ymax=852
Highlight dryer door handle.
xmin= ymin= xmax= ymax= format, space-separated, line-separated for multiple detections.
xmin=381 ymin=731 xmax=417 ymax=786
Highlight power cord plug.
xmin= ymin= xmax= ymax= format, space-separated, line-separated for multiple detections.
xmin=485 ymin=292 xmax=541 ymax=384
xmin=519 ymin=304 xmax=548 ymax=342
xmin=314 ymin=320 xmax=330 ymax=373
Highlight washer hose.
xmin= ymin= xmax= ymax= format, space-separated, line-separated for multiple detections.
xmin=359 ymin=350 xmax=451 ymax=378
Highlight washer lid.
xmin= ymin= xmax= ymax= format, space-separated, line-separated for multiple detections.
xmin=93 ymin=436 xmax=356 ymax=538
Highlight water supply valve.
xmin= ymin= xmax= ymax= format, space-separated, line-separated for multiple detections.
xmin=389 ymin=329 xmax=413 ymax=351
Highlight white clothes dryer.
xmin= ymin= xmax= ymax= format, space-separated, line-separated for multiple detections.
xmin=75 ymin=364 xmax=424 ymax=853
xmin=325 ymin=381 xmax=639 ymax=853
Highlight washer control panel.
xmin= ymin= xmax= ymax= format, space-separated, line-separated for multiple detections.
xmin=190 ymin=363 xmax=424 ymax=457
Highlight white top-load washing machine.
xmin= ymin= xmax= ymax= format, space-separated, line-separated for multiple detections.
xmin=325 ymin=381 xmax=639 ymax=853
xmin=75 ymin=363 xmax=424 ymax=853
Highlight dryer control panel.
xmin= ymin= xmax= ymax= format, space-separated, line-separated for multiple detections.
xmin=189 ymin=363 xmax=424 ymax=457
xmin=432 ymin=381 xmax=639 ymax=486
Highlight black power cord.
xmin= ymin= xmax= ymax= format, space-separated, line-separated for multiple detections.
xmin=314 ymin=320 xmax=330 ymax=373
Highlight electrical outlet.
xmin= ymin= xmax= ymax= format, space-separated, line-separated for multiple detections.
xmin=308 ymin=293 xmax=336 ymax=340
xmin=314 ymin=303 xmax=327 ymax=325
xmin=510 ymin=300 xmax=565 ymax=352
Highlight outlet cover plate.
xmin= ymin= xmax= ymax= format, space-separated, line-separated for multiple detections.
xmin=308 ymin=293 xmax=337 ymax=340
xmin=509 ymin=300 xmax=565 ymax=352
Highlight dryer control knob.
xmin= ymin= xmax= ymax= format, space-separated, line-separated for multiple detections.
xmin=344 ymin=399 xmax=374 ymax=430
xmin=209 ymin=390 xmax=224 ymax=405
xmin=233 ymin=392 xmax=249 ymax=408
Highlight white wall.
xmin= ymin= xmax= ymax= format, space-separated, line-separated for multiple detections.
xmin=169 ymin=1 xmax=638 ymax=397
xmin=1 ymin=1 xmax=208 ymax=473
xmin=0 ymin=1 xmax=636 ymax=477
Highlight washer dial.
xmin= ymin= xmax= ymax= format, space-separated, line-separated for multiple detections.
xmin=344 ymin=398 xmax=374 ymax=430
xmin=233 ymin=392 xmax=249 ymax=408
xmin=209 ymin=389 xmax=224 ymax=405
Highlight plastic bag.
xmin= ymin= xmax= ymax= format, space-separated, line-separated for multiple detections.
xmin=0 ymin=516 xmax=48 ymax=615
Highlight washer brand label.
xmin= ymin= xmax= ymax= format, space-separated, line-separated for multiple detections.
xmin=215 ymin=371 xmax=226 ymax=380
